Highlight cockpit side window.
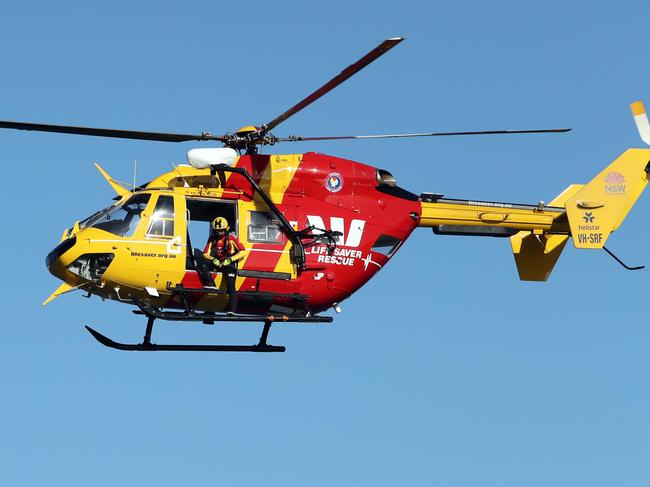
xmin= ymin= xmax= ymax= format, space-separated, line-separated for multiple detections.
xmin=86 ymin=193 xmax=151 ymax=237
xmin=146 ymin=195 xmax=175 ymax=238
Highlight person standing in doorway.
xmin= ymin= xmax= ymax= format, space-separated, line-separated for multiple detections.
xmin=201 ymin=216 xmax=247 ymax=314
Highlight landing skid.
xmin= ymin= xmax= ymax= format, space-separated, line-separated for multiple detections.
xmin=85 ymin=323 xmax=285 ymax=352
xmin=86 ymin=305 xmax=333 ymax=353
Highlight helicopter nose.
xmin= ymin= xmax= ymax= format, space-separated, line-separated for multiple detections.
xmin=45 ymin=236 xmax=77 ymax=278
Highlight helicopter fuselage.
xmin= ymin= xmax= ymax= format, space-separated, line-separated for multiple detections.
xmin=46 ymin=152 xmax=422 ymax=315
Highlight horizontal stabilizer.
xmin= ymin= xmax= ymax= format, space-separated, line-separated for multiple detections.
xmin=511 ymin=233 xmax=569 ymax=281
xmin=509 ymin=184 xmax=582 ymax=281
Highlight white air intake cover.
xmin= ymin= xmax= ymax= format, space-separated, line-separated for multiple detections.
xmin=186 ymin=148 xmax=238 ymax=169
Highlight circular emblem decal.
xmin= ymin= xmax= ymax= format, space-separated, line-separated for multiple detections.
xmin=325 ymin=173 xmax=343 ymax=192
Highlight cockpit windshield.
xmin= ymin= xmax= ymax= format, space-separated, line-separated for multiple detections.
xmin=80 ymin=193 xmax=151 ymax=237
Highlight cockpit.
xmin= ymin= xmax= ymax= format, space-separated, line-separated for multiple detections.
xmin=79 ymin=194 xmax=151 ymax=237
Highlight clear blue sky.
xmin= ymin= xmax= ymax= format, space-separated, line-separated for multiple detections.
xmin=1 ymin=1 xmax=649 ymax=485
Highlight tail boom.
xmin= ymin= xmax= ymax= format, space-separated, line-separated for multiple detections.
xmin=418 ymin=195 xmax=569 ymax=233
xmin=418 ymin=148 xmax=650 ymax=281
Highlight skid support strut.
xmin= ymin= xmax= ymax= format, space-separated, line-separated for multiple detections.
xmin=143 ymin=316 xmax=155 ymax=345
xmin=85 ymin=317 xmax=286 ymax=353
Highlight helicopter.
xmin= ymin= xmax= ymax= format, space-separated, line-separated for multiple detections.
xmin=3 ymin=37 xmax=649 ymax=353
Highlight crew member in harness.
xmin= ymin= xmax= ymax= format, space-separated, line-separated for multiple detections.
xmin=195 ymin=216 xmax=247 ymax=314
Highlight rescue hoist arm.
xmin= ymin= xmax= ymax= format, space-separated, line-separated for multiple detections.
xmin=210 ymin=164 xmax=310 ymax=269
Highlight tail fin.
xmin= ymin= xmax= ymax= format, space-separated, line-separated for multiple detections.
xmin=511 ymin=101 xmax=650 ymax=280
xmin=565 ymin=148 xmax=650 ymax=248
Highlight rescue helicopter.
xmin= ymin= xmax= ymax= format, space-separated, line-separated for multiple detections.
xmin=3 ymin=37 xmax=649 ymax=353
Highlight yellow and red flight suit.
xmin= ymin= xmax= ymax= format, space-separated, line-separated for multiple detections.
xmin=200 ymin=231 xmax=247 ymax=313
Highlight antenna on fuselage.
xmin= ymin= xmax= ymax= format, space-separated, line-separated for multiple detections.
xmin=132 ymin=160 xmax=137 ymax=191
xmin=171 ymin=162 xmax=190 ymax=187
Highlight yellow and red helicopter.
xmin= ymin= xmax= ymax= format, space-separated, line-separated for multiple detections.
xmin=3 ymin=37 xmax=649 ymax=353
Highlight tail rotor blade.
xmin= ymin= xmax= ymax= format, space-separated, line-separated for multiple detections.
xmin=630 ymin=101 xmax=650 ymax=145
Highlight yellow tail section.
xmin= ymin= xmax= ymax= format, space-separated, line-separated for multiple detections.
xmin=564 ymin=148 xmax=650 ymax=249
xmin=510 ymin=102 xmax=650 ymax=280
xmin=420 ymin=103 xmax=650 ymax=281
xmin=510 ymin=149 xmax=650 ymax=280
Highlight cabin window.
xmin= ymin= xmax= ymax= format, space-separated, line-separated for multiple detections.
xmin=371 ymin=234 xmax=401 ymax=257
xmin=247 ymin=211 xmax=283 ymax=244
xmin=84 ymin=193 xmax=151 ymax=237
xmin=146 ymin=195 xmax=175 ymax=238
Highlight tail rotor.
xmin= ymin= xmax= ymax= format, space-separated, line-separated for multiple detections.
xmin=631 ymin=100 xmax=650 ymax=145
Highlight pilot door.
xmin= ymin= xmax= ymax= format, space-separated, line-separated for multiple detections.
xmin=125 ymin=192 xmax=185 ymax=287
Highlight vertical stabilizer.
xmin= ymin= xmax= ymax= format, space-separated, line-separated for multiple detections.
xmin=565 ymin=148 xmax=650 ymax=249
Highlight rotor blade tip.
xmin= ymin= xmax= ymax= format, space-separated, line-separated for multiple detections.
xmin=631 ymin=100 xmax=646 ymax=116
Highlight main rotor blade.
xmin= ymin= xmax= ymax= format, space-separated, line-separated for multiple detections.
xmin=263 ymin=37 xmax=404 ymax=133
xmin=276 ymin=127 xmax=572 ymax=142
xmin=0 ymin=120 xmax=226 ymax=143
